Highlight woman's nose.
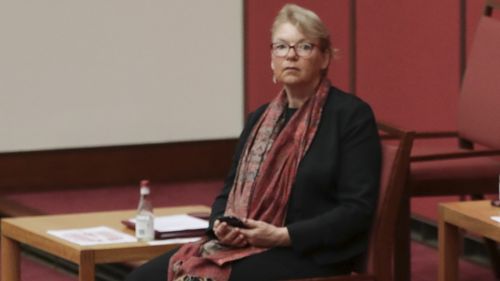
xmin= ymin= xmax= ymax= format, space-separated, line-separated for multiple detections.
xmin=285 ymin=47 xmax=298 ymax=59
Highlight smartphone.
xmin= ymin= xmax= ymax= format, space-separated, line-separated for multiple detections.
xmin=217 ymin=216 xmax=248 ymax=228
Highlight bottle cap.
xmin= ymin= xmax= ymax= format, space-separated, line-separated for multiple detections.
xmin=140 ymin=179 xmax=150 ymax=195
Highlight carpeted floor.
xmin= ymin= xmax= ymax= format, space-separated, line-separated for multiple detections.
xmin=411 ymin=242 xmax=496 ymax=281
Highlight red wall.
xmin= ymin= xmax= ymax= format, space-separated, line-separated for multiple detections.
xmin=245 ymin=0 xmax=492 ymax=131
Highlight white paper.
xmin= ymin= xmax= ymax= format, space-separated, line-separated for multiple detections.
xmin=48 ymin=226 xmax=137 ymax=246
xmin=129 ymin=214 xmax=208 ymax=232
xmin=490 ymin=216 xmax=500 ymax=223
xmin=147 ymin=237 xmax=201 ymax=245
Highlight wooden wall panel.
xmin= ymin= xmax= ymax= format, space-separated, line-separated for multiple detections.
xmin=0 ymin=139 xmax=237 ymax=194
xmin=245 ymin=0 xmax=496 ymax=132
xmin=357 ymin=0 xmax=461 ymax=131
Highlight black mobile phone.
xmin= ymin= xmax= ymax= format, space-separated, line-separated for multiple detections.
xmin=218 ymin=216 xmax=247 ymax=228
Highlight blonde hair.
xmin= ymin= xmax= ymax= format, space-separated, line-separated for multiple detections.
xmin=271 ymin=4 xmax=331 ymax=53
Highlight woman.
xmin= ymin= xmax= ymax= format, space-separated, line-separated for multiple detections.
xmin=126 ymin=3 xmax=381 ymax=281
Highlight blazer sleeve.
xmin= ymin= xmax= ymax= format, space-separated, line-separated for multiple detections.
xmin=286 ymin=101 xmax=381 ymax=253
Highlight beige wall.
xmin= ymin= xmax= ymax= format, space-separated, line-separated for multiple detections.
xmin=0 ymin=0 xmax=243 ymax=152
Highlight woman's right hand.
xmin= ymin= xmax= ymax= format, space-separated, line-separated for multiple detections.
xmin=213 ymin=219 xmax=248 ymax=248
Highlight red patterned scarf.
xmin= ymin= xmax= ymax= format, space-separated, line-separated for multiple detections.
xmin=168 ymin=79 xmax=331 ymax=281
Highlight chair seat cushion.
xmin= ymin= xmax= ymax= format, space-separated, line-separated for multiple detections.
xmin=410 ymin=142 xmax=500 ymax=196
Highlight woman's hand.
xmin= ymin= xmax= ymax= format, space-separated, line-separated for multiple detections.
xmin=239 ymin=219 xmax=291 ymax=248
xmin=213 ymin=220 xmax=248 ymax=248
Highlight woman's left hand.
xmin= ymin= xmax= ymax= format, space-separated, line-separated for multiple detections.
xmin=239 ymin=219 xmax=291 ymax=248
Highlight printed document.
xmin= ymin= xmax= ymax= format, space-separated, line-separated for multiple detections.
xmin=48 ymin=226 xmax=136 ymax=246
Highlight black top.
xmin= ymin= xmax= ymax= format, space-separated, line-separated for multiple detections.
xmin=283 ymin=106 xmax=298 ymax=124
xmin=208 ymin=86 xmax=381 ymax=266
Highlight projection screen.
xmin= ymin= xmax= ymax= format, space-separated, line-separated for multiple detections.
xmin=0 ymin=0 xmax=243 ymax=152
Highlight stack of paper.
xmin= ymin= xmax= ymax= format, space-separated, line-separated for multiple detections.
xmin=122 ymin=214 xmax=209 ymax=239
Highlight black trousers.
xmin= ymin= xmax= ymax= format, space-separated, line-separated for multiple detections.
xmin=125 ymin=247 xmax=354 ymax=281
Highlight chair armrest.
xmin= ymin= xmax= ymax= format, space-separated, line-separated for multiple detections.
xmin=377 ymin=121 xmax=403 ymax=136
xmin=414 ymin=130 xmax=458 ymax=139
xmin=288 ymin=274 xmax=376 ymax=281
xmin=411 ymin=149 xmax=500 ymax=162
xmin=377 ymin=120 xmax=457 ymax=140
xmin=377 ymin=120 xmax=413 ymax=140
xmin=382 ymin=130 xmax=457 ymax=140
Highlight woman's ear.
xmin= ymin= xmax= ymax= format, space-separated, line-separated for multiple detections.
xmin=321 ymin=49 xmax=331 ymax=70
xmin=271 ymin=61 xmax=275 ymax=70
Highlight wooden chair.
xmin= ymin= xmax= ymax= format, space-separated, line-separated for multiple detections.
xmin=409 ymin=3 xmax=500 ymax=197
xmin=396 ymin=7 xmax=500 ymax=280
xmin=289 ymin=124 xmax=415 ymax=281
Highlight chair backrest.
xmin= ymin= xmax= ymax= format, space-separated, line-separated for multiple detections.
xmin=458 ymin=16 xmax=500 ymax=149
xmin=364 ymin=124 xmax=414 ymax=281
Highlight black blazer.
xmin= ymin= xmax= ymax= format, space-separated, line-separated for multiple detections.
xmin=209 ymin=86 xmax=381 ymax=266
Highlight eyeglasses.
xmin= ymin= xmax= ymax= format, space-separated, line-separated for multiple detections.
xmin=270 ymin=42 xmax=317 ymax=58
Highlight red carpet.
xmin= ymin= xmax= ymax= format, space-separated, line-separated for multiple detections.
xmin=411 ymin=242 xmax=496 ymax=281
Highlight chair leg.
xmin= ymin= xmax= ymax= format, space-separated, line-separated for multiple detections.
xmin=395 ymin=192 xmax=411 ymax=281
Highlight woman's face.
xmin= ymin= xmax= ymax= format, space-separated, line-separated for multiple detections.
xmin=271 ymin=22 xmax=330 ymax=87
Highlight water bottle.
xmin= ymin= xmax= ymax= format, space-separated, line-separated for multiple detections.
xmin=136 ymin=179 xmax=155 ymax=241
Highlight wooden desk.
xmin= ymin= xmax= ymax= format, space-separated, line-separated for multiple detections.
xmin=1 ymin=205 xmax=210 ymax=281
xmin=438 ymin=200 xmax=500 ymax=281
